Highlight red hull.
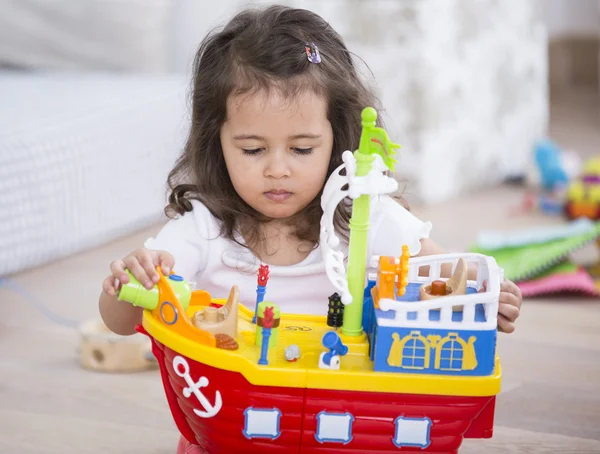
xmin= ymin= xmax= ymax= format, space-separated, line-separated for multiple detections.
xmin=142 ymin=327 xmax=495 ymax=454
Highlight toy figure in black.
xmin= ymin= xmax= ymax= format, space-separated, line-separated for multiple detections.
xmin=327 ymin=292 xmax=344 ymax=328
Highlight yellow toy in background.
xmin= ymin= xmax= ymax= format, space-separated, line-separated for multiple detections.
xmin=566 ymin=156 xmax=600 ymax=220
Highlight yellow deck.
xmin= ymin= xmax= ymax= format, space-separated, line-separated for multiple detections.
xmin=143 ymin=298 xmax=502 ymax=397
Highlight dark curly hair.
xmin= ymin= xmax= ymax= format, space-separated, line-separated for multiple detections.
xmin=165 ymin=4 xmax=383 ymax=251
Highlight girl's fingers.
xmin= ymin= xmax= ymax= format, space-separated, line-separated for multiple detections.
xmin=102 ymin=276 xmax=120 ymax=296
xmin=498 ymin=314 xmax=515 ymax=333
xmin=511 ymin=282 xmax=522 ymax=303
xmin=109 ymin=249 xmax=171 ymax=293
xmin=158 ymin=251 xmax=175 ymax=275
xmin=102 ymin=277 xmax=115 ymax=296
xmin=123 ymin=256 xmax=153 ymax=289
xmin=135 ymin=250 xmax=160 ymax=283
xmin=501 ymin=280 xmax=523 ymax=305
xmin=110 ymin=259 xmax=129 ymax=283
xmin=499 ymin=301 xmax=520 ymax=323
xmin=478 ymin=280 xmax=488 ymax=293
xmin=499 ymin=291 xmax=521 ymax=310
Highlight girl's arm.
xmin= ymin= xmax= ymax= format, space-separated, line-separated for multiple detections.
xmin=99 ymin=291 xmax=144 ymax=335
xmin=415 ymin=238 xmax=478 ymax=279
xmin=416 ymin=237 xmax=446 ymax=256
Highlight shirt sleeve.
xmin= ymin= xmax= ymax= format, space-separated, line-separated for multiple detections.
xmin=143 ymin=200 xmax=211 ymax=283
xmin=367 ymin=195 xmax=433 ymax=258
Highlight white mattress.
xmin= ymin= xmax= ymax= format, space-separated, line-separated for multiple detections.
xmin=0 ymin=71 xmax=189 ymax=276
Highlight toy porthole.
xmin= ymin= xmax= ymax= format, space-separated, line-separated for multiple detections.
xmin=160 ymin=301 xmax=178 ymax=325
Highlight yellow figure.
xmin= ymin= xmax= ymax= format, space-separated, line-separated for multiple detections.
xmin=434 ymin=333 xmax=478 ymax=371
xmin=387 ymin=331 xmax=430 ymax=369
xmin=463 ymin=336 xmax=477 ymax=370
xmin=387 ymin=333 xmax=403 ymax=367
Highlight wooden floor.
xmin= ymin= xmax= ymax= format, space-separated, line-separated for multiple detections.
xmin=1 ymin=88 xmax=599 ymax=453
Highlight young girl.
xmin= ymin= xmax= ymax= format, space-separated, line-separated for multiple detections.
xmin=99 ymin=5 xmax=522 ymax=453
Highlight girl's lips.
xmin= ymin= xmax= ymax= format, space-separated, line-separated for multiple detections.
xmin=264 ymin=191 xmax=292 ymax=202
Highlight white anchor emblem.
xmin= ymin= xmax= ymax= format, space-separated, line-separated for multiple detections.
xmin=173 ymin=356 xmax=223 ymax=418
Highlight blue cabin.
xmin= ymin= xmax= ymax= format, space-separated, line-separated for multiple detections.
xmin=362 ymin=253 xmax=502 ymax=377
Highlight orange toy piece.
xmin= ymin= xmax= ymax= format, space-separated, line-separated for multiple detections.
xmin=377 ymin=256 xmax=397 ymax=300
xmin=150 ymin=270 xmax=216 ymax=348
xmin=371 ymin=245 xmax=411 ymax=308
xmin=189 ymin=289 xmax=212 ymax=308
xmin=396 ymin=245 xmax=410 ymax=296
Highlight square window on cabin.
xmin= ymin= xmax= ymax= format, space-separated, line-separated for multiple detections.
xmin=393 ymin=417 xmax=432 ymax=449
xmin=243 ymin=407 xmax=282 ymax=440
xmin=315 ymin=412 xmax=354 ymax=444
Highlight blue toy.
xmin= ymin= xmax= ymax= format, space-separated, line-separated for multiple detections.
xmin=258 ymin=328 xmax=271 ymax=365
xmin=257 ymin=305 xmax=275 ymax=366
xmin=318 ymin=331 xmax=348 ymax=370
xmin=535 ymin=138 xmax=569 ymax=190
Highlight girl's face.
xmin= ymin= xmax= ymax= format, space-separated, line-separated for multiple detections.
xmin=220 ymin=89 xmax=333 ymax=221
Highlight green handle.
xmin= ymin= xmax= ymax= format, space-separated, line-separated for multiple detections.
xmin=117 ymin=271 xmax=192 ymax=310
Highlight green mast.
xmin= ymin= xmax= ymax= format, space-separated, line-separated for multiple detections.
xmin=341 ymin=107 xmax=400 ymax=337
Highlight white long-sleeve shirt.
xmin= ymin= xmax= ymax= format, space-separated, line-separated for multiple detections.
xmin=146 ymin=195 xmax=432 ymax=316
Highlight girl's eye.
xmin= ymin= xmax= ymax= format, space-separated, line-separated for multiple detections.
xmin=242 ymin=148 xmax=263 ymax=156
xmin=293 ymin=147 xmax=313 ymax=155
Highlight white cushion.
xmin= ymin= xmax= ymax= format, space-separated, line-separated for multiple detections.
xmin=0 ymin=71 xmax=188 ymax=276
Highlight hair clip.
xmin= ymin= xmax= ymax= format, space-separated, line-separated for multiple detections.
xmin=305 ymin=42 xmax=321 ymax=63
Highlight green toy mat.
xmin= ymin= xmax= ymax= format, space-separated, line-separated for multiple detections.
xmin=470 ymin=222 xmax=600 ymax=282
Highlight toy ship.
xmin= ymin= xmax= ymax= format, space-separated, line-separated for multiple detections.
xmin=119 ymin=108 xmax=503 ymax=454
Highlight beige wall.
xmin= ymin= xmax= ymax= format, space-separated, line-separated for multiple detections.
xmin=543 ymin=0 xmax=600 ymax=91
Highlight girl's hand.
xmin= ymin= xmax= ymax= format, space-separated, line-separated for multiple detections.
xmin=480 ymin=279 xmax=522 ymax=333
xmin=102 ymin=248 xmax=175 ymax=297
xmin=497 ymin=279 xmax=522 ymax=333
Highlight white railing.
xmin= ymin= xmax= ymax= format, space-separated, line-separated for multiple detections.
xmin=370 ymin=253 xmax=502 ymax=331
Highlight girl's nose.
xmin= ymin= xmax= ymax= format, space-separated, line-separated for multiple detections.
xmin=264 ymin=150 xmax=291 ymax=179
